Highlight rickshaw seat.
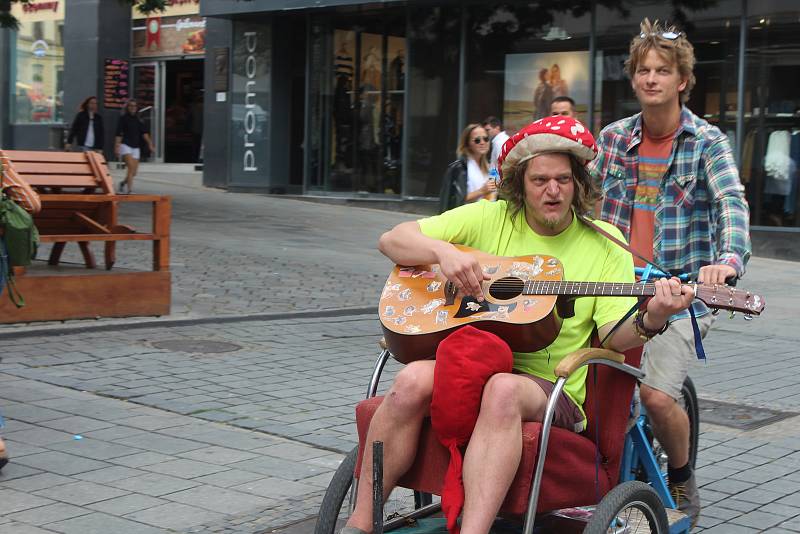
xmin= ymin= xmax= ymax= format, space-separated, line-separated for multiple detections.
xmin=354 ymin=347 xmax=642 ymax=515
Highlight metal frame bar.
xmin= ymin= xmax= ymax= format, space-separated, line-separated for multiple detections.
xmin=523 ymin=357 xmax=647 ymax=534
xmin=367 ymin=348 xmax=392 ymax=399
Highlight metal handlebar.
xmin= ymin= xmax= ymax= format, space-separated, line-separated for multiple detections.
xmin=634 ymin=267 xmax=690 ymax=282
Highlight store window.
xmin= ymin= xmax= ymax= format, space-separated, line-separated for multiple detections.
xmin=466 ymin=5 xmax=593 ymax=134
xmin=405 ymin=5 xmax=461 ymax=197
xmin=739 ymin=6 xmax=800 ymax=227
xmin=10 ymin=3 xmax=65 ymax=124
xmin=308 ymin=7 xmax=406 ymax=195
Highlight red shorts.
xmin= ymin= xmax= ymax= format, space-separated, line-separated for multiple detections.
xmin=515 ymin=371 xmax=586 ymax=433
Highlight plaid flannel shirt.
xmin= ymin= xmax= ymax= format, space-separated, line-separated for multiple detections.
xmin=588 ymin=107 xmax=751 ymax=318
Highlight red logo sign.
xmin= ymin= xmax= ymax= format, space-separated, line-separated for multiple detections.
xmin=22 ymin=1 xmax=59 ymax=13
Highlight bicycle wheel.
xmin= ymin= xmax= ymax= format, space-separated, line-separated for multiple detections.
xmin=315 ymin=447 xmax=358 ymax=534
xmin=638 ymin=376 xmax=700 ymax=479
xmin=583 ymin=481 xmax=669 ymax=534
xmin=682 ymin=376 xmax=699 ymax=470
xmin=314 ymin=446 xmax=434 ymax=534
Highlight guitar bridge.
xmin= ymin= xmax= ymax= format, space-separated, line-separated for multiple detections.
xmin=444 ymin=280 xmax=457 ymax=306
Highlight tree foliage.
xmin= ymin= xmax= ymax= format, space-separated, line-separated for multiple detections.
xmin=0 ymin=0 xmax=168 ymax=30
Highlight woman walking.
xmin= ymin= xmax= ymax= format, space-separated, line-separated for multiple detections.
xmin=114 ymin=99 xmax=155 ymax=194
xmin=65 ymin=96 xmax=104 ymax=152
xmin=439 ymin=123 xmax=496 ymax=212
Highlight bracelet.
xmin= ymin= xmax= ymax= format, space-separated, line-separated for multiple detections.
xmin=633 ymin=309 xmax=669 ymax=341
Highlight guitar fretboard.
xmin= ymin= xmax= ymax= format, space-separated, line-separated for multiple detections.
xmin=523 ymin=281 xmax=657 ymax=297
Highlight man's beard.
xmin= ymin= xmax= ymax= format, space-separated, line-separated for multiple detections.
xmin=535 ymin=206 xmax=573 ymax=231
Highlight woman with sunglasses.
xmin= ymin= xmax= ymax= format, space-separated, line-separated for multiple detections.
xmin=439 ymin=123 xmax=496 ymax=212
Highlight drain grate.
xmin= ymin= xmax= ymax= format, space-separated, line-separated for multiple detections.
xmin=151 ymin=340 xmax=242 ymax=354
xmin=699 ymin=399 xmax=798 ymax=431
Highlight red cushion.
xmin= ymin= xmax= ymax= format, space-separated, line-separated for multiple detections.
xmin=354 ymin=347 xmax=642 ymax=515
xmin=430 ymin=327 xmax=513 ymax=533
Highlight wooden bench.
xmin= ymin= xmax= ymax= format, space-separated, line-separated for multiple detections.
xmin=0 ymin=150 xmax=171 ymax=323
xmin=0 ymin=149 xmax=128 ymax=270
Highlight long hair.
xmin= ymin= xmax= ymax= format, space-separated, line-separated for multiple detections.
xmin=498 ymin=154 xmax=598 ymax=225
xmin=123 ymin=99 xmax=138 ymax=116
xmin=456 ymin=123 xmax=489 ymax=175
xmin=79 ymin=96 xmax=97 ymax=113
xmin=625 ymin=18 xmax=696 ymax=104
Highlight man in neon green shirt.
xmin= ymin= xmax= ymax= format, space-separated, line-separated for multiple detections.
xmin=342 ymin=117 xmax=694 ymax=534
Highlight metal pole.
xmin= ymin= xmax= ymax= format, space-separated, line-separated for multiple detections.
xmin=523 ymin=377 xmax=568 ymax=534
xmin=588 ymin=0 xmax=597 ymax=132
xmin=372 ymin=441 xmax=384 ymax=534
xmin=457 ymin=6 xmax=467 ymax=133
xmin=735 ymin=0 xmax=747 ymax=166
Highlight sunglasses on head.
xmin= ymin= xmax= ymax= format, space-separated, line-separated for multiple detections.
xmin=473 ymin=136 xmax=489 ymax=144
xmin=639 ymin=30 xmax=682 ymax=40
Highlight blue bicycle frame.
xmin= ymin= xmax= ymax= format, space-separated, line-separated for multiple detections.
xmin=634 ymin=266 xmax=690 ymax=283
xmin=618 ymin=401 xmax=691 ymax=533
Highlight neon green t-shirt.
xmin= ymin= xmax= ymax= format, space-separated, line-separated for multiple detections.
xmin=418 ymin=199 xmax=636 ymax=414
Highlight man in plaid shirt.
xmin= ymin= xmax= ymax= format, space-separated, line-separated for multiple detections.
xmin=588 ymin=19 xmax=750 ymax=527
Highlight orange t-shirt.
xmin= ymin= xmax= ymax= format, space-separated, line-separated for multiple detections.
xmin=630 ymin=126 xmax=676 ymax=267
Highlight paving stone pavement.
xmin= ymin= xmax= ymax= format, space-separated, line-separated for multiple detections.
xmin=1 ymin=170 xmax=798 ymax=533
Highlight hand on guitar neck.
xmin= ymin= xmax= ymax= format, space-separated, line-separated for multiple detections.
xmin=642 ymin=277 xmax=695 ymax=331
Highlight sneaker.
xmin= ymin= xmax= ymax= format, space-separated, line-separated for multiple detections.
xmin=118 ymin=181 xmax=127 ymax=194
xmin=670 ymin=472 xmax=700 ymax=528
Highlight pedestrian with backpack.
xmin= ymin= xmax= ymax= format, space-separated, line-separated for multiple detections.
xmin=0 ymin=159 xmax=40 ymax=471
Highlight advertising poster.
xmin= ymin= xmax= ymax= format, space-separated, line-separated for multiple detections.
xmin=132 ymin=15 xmax=206 ymax=58
xmin=503 ymin=50 xmax=601 ymax=134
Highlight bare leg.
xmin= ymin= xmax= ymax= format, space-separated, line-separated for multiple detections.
xmin=460 ymin=374 xmax=548 ymax=534
xmin=121 ymin=154 xmax=134 ymax=191
xmin=640 ymin=384 xmax=689 ymax=468
xmin=346 ymin=361 xmax=435 ymax=532
xmin=127 ymin=156 xmax=139 ymax=192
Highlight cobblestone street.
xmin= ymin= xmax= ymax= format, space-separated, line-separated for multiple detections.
xmin=0 ymin=169 xmax=798 ymax=533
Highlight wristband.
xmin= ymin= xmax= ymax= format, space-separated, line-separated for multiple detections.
xmin=633 ymin=309 xmax=669 ymax=341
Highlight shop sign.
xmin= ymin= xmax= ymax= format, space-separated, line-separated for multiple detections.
xmin=213 ymin=47 xmax=229 ymax=93
xmin=230 ymin=23 xmax=271 ymax=184
xmin=132 ymin=15 xmax=206 ymax=58
xmin=22 ymin=1 xmax=58 ymax=14
xmin=133 ymin=0 xmax=200 ymax=18
xmin=11 ymin=0 xmax=64 ymax=22
xmin=243 ymin=32 xmax=259 ymax=172
xmin=103 ymin=59 xmax=130 ymax=109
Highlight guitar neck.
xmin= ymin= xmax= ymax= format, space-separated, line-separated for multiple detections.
xmin=523 ymin=280 xmax=657 ymax=298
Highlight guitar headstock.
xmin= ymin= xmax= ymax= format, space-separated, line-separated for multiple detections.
xmin=694 ymin=284 xmax=765 ymax=316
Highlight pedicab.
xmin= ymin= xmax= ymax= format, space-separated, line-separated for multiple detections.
xmin=316 ymin=251 xmax=764 ymax=534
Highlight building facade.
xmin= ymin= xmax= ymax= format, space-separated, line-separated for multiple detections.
xmin=1 ymin=0 xmax=799 ymax=257
xmin=0 ymin=0 xmax=206 ymax=163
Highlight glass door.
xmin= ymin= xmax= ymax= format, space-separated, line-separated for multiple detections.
xmin=132 ymin=62 xmax=163 ymax=162
xmin=307 ymin=10 xmax=406 ymax=195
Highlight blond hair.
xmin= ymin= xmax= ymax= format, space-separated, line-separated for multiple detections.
xmin=625 ymin=18 xmax=696 ymax=104
xmin=456 ymin=123 xmax=489 ymax=175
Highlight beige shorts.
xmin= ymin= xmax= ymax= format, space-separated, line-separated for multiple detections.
xmin=514 ymin=371 xmax=585 ymax=433
xmin=641 ymin=313 xmax=715 ymax=400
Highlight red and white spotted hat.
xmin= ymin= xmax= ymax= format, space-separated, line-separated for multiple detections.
xmin=497 ymin=116 xmax=597 ymax=181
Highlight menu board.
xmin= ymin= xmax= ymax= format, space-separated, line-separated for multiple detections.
xmin=104 ymin=58 xmax=130 ymax=109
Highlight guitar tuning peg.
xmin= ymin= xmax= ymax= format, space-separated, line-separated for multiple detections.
xmin=712 ymin=309 xmax=720 ymax=316
xmin=744 ymin=314 xmax=754 ymax=321
xmin=729 ymin=310 xmax=736 ymax=320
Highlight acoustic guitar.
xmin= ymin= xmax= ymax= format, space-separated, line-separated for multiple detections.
xmin=379 ymin=246 xmax=765 ymax=363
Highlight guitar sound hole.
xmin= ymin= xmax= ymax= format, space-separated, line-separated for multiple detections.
xmin=489 ymin=277 xmax=524 ymax=300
